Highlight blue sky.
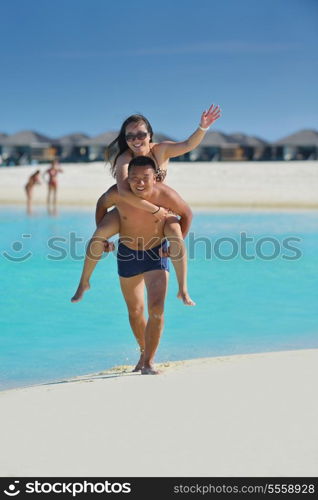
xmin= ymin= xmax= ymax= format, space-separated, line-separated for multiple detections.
xmin=1 ymin=0 xmax=317 ymax=141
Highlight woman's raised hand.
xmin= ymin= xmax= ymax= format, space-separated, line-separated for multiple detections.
xmin=200 ymin=104 xmax=221 ymax=129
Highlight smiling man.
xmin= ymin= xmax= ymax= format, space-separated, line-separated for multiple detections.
xmin=71 ymin=156 xmax=194 ymax=374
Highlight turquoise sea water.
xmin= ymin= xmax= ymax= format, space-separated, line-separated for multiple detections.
xmin=1 ymin=207 xmax=318 ymax=390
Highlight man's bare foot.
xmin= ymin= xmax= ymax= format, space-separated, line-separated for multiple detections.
xmin=141 ymin=364 xmax=161 ymax=375
xmin=132 ymin=352 xmax=144 ymax=372
xmin=177 ymin=290 xmax=196 ymax=306
xmin=71 ymin=282 xmax=90 ymax=303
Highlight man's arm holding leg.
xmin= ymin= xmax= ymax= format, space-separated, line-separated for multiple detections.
xmin=155 ymin=184 xmax=193 ymax=238
xmin=95 ymin=184 xmax=118 ymax=226
xmin=95 ymin=185 xmax=120 ymax=252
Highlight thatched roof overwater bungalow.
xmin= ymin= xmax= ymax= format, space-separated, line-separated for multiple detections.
xmin=200 ymin=131 xmax=236 ymax=147
xmin=87 ymin=131 xmax=119 ymax=146
xmin=85 ymin=131 xmax=118 ymax=161
xmin=3 ymin=130 xmax=53 ymax=146
xmin=1 ymin=127 xmax=317 ymax=165
xmin=193 ymin=131 xmax=273 ymax=161
xmin=275 ymin=129 xmax=318 ymax=146
xmin=58 ymin=133 xmax=91 ymax=145
xmin=0 ymin=133 xmax=8 ymax=164
xmin=191 ymin=131 xmax=237 ymax=161
xmin=153 ymin=133 xmax=175 ymax=143
xmin=1 ymin=130 xmax=55 ymax=165
xmin=56 ymin=133 xmax=91 ymax=162
xmin=273 ymin=129 xmax=318 ymax=160
xmin=228 ymin=133 xmax=271 ymax=160
xmin=229 ymin=133 xmax=268 ymax=147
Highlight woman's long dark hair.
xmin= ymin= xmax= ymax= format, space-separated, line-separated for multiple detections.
xmin=106 ymin=114 xmax=153 ymax=178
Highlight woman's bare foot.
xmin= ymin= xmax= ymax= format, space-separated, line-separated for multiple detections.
xmin=177 ymin=290 xmax=196 ymax=306
xmin=141 ymin=364 xmax=161 ymax=375
xmin=71 ymin=282 xmax=90 ymax=303
xmin=132 ymin=352 xmax=144 ymax=372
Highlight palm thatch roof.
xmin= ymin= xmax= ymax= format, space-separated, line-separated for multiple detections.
xmin=0 ymin=133 xmax=8 ymax=144
xmin=153 ymin=133 xmax=175 ymax=142
xmin=200 ymin=131 xmax=237 ymax=147
xmin=57 ymin=133 xmax=90 ymax=145
xmin=86 ymin=131 xmax=119 ymax=146
xmin=274 ymin=129 xmax=318 ymax=146
xmin=3 ymin=130 xmax=53 ymax=146
xmin=229 ymin=133 xmax=268 ymax=147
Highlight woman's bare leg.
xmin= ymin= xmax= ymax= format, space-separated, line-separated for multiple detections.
xmin=52 ymin=187 xmax=57 ymax=214
xmin=25 ymin=187 xmax=32 ymax=214
xmin=47 ymin=186 xmax=52 ymax=213
xmin=71 ymin=209 xmax=120 ymax=302
xmin=163 ymin=216 xmax=195 ymax=306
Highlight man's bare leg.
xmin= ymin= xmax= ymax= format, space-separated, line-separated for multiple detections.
xmin=120 ymin=275 xmax=146 ymax=371
xmin=71 ymin=210 xmax=120 ymax=302
xmin=163 ymin=217 xmax=195 ymax=306
xmin=142 ymin=270 xmax=169 ymax=374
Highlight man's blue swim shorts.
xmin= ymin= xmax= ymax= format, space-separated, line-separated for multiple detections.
xmin=117 ymin=239 xmax=170 ymax=278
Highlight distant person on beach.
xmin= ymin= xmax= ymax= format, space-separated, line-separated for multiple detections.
xmin=43 ymin=160 xmax=63 ymax=214
xmin=73 ymin=156 xmax=194 ymax=374
xmin=25 ymin=170 xmax=41 ymax=214
xmin=72 ymin=104 xmax=221 ymax=302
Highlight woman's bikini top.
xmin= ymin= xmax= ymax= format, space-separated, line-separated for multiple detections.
xmin=148 ymin=146 xmax=167 ymax=182
xmin=49 ymin=168 xmax=58 ymax=178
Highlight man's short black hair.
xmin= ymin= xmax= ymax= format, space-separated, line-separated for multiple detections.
xmin=128 ymin=156 xmax=156 ymax=174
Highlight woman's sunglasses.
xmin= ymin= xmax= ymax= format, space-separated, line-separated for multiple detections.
xmin=125 ymin=131 xmax=148 ymax=142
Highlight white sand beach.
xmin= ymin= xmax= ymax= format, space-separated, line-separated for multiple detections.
xmin=1 ymin=349 xmax=317 ymax=477
xmin=1 ymin=160 xmax=318 ymax=208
